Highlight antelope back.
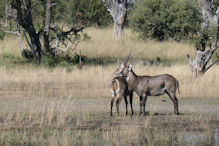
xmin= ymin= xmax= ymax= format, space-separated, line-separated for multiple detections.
xmin=110 ymin=76 xmax=127 ymax=97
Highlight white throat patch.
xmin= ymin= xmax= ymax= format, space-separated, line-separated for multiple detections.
xmin=126 ymin=71 xmax=131 ymax=81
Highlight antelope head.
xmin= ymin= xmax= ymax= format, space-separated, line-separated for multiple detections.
xmin=114 ymin=62 xmax=125 ymax=75
xmin=114 ymin=50 xmax=132 ymax=76
xmin=115 ymin=63 xmax=132 ymax=77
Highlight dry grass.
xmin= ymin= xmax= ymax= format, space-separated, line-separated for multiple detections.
xmin=0 ymin=35 xmax=21 ymax=56
xmin=79 ymin=27 xmax=195 ymax=61
xmin=0 ymin=27 xmax=219 ymax=145
xmin=0 ymin=97 xmax=218 ymax=145
xmin=0 ymin=64 xmax=218 ymax=99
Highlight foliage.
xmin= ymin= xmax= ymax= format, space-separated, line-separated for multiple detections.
xmin=211 ymin=0 xmax=219 ymax=14
xmin=129 ymin=0 xmax=202 ymax=41
xmin=0 ymin=31 xmax=6 ymax=40
xmin=41 ymin=53 xmax=58 ymax=67
xmin=195 ymin=0 xmax=219 ymax=50
xmin=55 ymin=0 xmax=112 ymax=27
xmin=195 ymin=26 xmax=217 ymax=50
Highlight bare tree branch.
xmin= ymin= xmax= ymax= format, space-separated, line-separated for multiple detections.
xmin=50 ymin=24 xmax=83 ymax=56
xmin=204 ymin=58 xmax=219 ymax=73
xmin=198 ymin=0 xmax=218 ymax=27
xmin=187 ymin=0 xmax=219 ymax=76
xmin=102 ymin=0 xmax=112 ymax=13
xmin=0 ymin=29 xmax=18 ymax=35
xmin=23 ymin=29 xmax=32 ymax=48
xmin=203 ymin=20 xmax=219 ymax=68
xmin=0 ymin=25 xmax=25 ymax=53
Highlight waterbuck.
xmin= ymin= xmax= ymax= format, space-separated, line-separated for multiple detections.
xmin=114 ymin=63 xmax=180 ymax=115
xmin=109 ymin=76 xmax=134 ymax=116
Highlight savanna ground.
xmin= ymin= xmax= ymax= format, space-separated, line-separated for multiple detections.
xmin=0 ymin=27 xmax=219 ymax=145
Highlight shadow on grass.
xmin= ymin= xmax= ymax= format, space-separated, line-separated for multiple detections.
xmin=152 ymin=112 xmax=189 ymax=116
xmin=0 ymin=53 xmax=186 ymax=68
xmin=122 ymin=111 xmax=190 ymax=117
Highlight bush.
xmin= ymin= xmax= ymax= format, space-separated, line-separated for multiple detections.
xmin=0 ymin=31 xmax=6 ymax=40
xmin=129 ymin=0 xmax=202 ymax=41
xmin=41 ymin=53 xmax=59 ymax=67
xmin=59 ymin=0 xmax=112 ymax=27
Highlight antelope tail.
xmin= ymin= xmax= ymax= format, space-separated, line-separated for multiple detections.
xmin=176 ymin=80 xmax=180 ymax=94
xmin=110 ymin=79 xmax=117 ymax=98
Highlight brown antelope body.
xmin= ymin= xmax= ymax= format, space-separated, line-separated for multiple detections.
xmin=109 ymin=76 xmax=133 ymax=116
xmin=115 ymin=63 xmax=180 ymax=115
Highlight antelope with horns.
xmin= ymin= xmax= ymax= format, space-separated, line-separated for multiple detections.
xmin=110 ymin=53 xmax=134 ymax=116
xmin=114 ymin=62 xmax=180 ymax=115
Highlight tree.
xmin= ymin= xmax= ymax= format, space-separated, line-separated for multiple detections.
xmin=187 ymin=0 xmax=219 ymax=76
xmin=0 ymin=0 xmax=85 ymax=62
xmin=70 ymin=0 xmax=112 ymax=27
xmin=129 ymin=0 xmax=202 ymax=41
xmin=102 ymin=0 xmax=134 ymax=38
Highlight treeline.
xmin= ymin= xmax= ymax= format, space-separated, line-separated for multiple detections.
xmin=0 ymin=0 xmax=216 ymax=65
xmin=0 ymin=0 xmax=205 ymax=41
xmin=63 ymin=0 xmax=204 ymax=41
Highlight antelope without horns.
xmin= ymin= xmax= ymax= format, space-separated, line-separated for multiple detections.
xmin=114 ymin=63 xmax=180 ymax=115
xmin=109 ymin=76 xmax=134 ymax=116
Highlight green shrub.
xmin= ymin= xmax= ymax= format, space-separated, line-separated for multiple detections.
xmin=41 ymin=53 xmax=60 ymax=67
xmin=58 ymin=0 xmax=112 ymax=27
xmin=0 ymin=31 xmax=6 ymax=40
xmin=129 ymin=0 xmax=202 ymax=41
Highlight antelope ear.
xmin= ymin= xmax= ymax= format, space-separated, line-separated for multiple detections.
xmin=129 ymin=64 xmax=132 ymax=70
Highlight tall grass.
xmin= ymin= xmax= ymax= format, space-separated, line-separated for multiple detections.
xmin=79 ymin=27 xmax=195 ymax=62
xmin=0 ymin=64 xmax=218 ymax=99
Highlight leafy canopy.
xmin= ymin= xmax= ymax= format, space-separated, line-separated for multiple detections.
xmin=129 ymin=0 xmax=202 ymax=41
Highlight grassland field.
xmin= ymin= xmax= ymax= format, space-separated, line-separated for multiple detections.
xmin=0 ymin=27 xmax=218 ymax=145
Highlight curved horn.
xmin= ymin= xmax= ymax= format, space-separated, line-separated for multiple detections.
xmin=125 ymin=49 xmax=132 ymax=65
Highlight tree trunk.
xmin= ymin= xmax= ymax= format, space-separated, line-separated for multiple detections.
xmin=113 ymin=1 xmax=126 ymax=38
xmin=44 ymin=0 xmax=53 ymax=53
xmin=14 ymin=0 xmax=42 ymax=62
xmin=114 ymin=20 xmax=125 ymax=38
xmin=26 ymin=28 xmax=42 ymax=61
xmin=103 ymin=0 xmax=127 ymax=38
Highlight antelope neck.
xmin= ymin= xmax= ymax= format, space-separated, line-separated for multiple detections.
xmin=126 ymin=69 xmax=137 ymax=83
